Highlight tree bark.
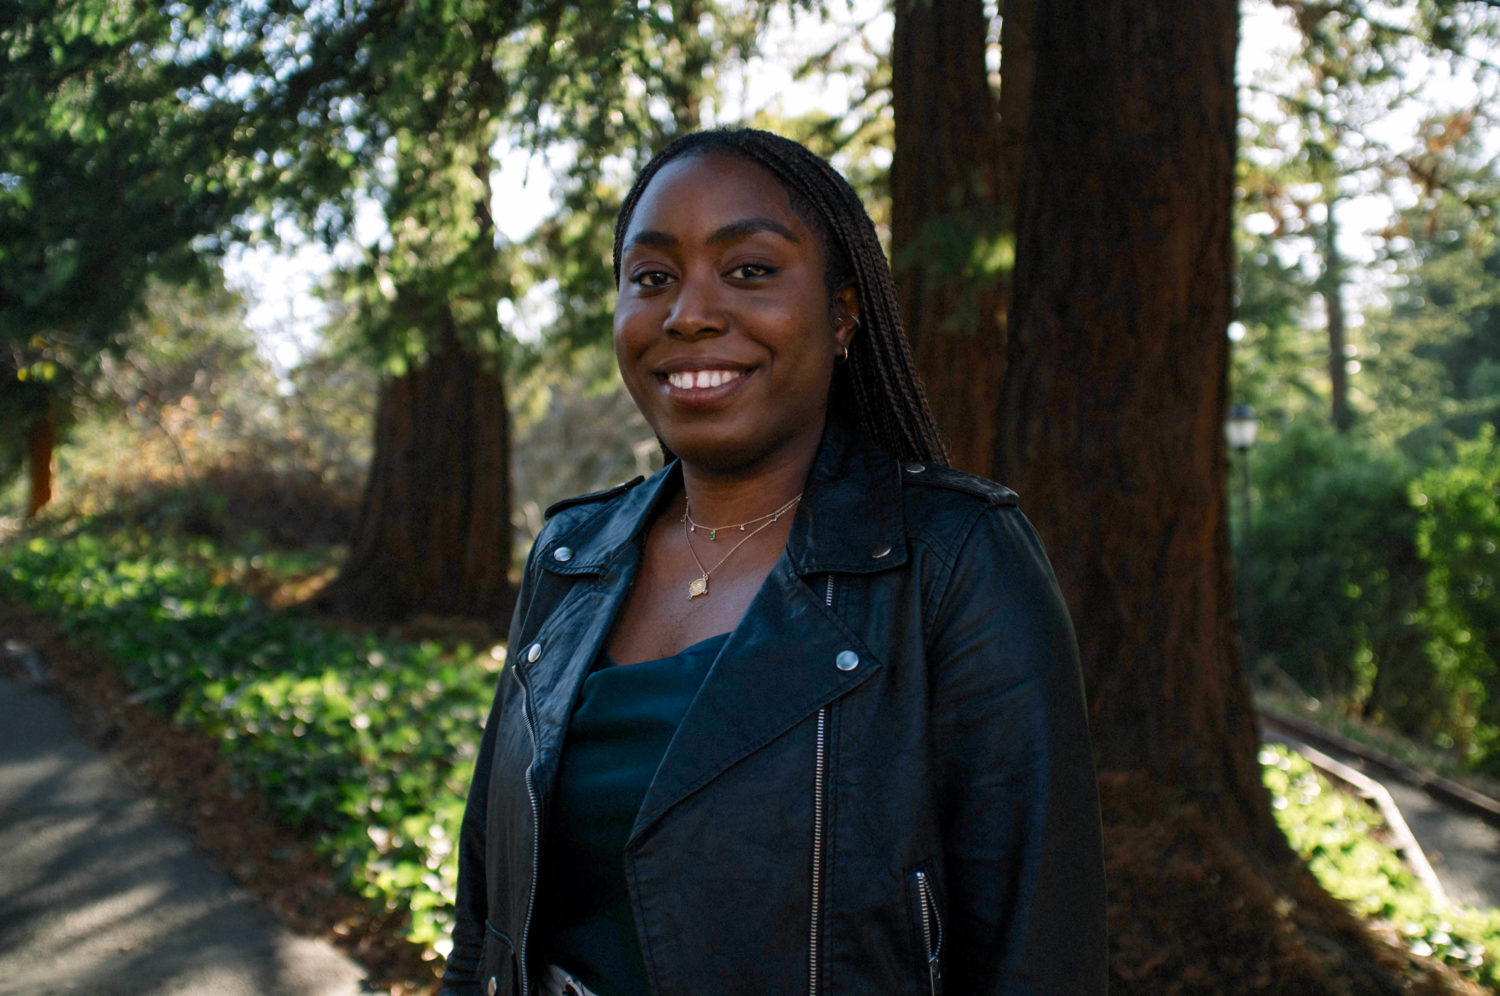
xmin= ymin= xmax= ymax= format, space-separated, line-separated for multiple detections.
xmin=890 ymin=0 xmax=1007 ymax=475
xmin=998 ymin=0 xmax=1283 ymax=850
xmin=1321 ymin=200 xmax=1352 ymax=432
xmin=25 ymin=404 xmax=54 ymax=519
xmin=997 ymin=0 xmax=1036 ymax=219
xmin=319 ymin=319 xmax=512 ymax=622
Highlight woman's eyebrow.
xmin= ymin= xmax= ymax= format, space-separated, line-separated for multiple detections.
xmin=624 ymin=217 xmax=801 ymax=252
xmin=706 ymin=217 xmax=801 ymax=246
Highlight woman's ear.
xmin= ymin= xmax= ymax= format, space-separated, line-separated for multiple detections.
xmin=833 ymin=283 xmax=860 ymax=350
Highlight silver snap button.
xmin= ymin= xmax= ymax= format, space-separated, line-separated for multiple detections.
xmin=836 ymin=650 xmax=859 ymax=672
xmin=553 ymin=546 xmax=573 ymax=562
xmin=526 ymin=642 xmax=542 ymax=663
xmin=487 ymin=977 xmax=498 ymax=996
xmin=872 ymin=543 xmax=892 ymax=559
xmin=903 ymin=462 xmax=925 ymax=474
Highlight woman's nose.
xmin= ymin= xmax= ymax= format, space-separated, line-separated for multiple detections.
xmin=664 ymin=272 xmax=725 ymax=339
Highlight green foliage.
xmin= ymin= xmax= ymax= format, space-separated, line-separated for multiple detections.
xmin=1362 ymin=180 xmax=1500 ymax=450
xmin=1241 ymin=419 xmax=1430 ymax=717
xmin=1 ymin=0 xmax=248 ymax=442
xmin=1414 ymin=427 xmax=1500 ymax=773
xmin=1261 ymin=743 xmax=1500 ymax=986
xmin=0 ymin=526 xmax=497 ymax=952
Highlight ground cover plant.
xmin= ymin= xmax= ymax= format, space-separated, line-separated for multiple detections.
xmin=1261 ymin=743 xmax=1500 ymax=988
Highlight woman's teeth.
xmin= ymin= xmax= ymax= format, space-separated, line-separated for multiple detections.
xmin=668 ymin=369 xmax=740 ymax=389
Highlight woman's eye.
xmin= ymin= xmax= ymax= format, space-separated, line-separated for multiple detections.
xmin=729 ymin=263 xmax=776 ymax=280
xmin=632 ymin=270 xmax=673 ymax=288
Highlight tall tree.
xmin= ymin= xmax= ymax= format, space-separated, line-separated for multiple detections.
xmin=0 ymin=0 xmax=241 ymax=515
xmin=993 ymin=0 xmax=1284 ymax=849
xmin=889 ymin=0 xmax=1006 ymax=474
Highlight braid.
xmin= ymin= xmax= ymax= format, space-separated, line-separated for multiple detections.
xmin=613 ymin=128 xmax=950 ymax=466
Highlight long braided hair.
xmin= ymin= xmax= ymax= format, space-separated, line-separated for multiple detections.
xmin=612 ymin=128 xmax=949 ymax=466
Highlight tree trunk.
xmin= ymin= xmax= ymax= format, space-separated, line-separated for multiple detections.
xmin=997 ymin=0 xmax=1036 ymax=220
xmin=25 ymin=404 xmax=54 ymax=519
xmin=997 ymin=0 xmax=1283 ymax=851
xmin=890 ymin=0 xmax=1007 ymax=475
xmin=1321 ymin=200 xmax=1352 ymax=432
xmin=319 ymin=321 xmax=512 ymax=622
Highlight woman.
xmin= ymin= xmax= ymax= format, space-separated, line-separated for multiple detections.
xmin=443 ymin=128 xmax=1105 ymax=996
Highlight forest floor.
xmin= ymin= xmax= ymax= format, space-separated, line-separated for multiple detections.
xmin=2 ymin=594 xmax=1491 ymax=996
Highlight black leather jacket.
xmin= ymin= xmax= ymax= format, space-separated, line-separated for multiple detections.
xmin=443 ymin=422 xmax=1106 ymax=996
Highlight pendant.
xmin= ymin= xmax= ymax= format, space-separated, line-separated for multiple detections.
xmin=688 ymin=576 xmax=709 ymax=600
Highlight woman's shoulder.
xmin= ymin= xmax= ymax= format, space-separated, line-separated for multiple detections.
xmin=889 ymin=458 xmax=1049 ymax=573
xmin=895 ymin=458 xmax=1018 ymax=510
xmin=542 ymin=474 xmax=650 ymax=523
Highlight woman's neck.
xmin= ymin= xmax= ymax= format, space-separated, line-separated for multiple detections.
xmin=676 ymin=430 xmax=821 ymax=528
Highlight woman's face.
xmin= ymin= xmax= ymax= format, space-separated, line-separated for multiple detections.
xmin=614 ymin=153 xmax=856 ymax=476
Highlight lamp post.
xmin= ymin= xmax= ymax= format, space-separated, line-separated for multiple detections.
xmin=1226 ymin=404 xmax=1259 ymax=670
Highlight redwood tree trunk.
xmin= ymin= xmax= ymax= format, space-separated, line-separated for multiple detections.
xmin=890 ymin=0 xmax=1007 ymax=475
xmin=319 ymin=318 xmax=511 ymax=622
xmin=997 ymin=0 xmax=1282 ymax=849
xmin=25 ymin=405 xmax=54 ymax=519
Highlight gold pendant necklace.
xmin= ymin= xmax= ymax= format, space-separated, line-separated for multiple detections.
xmin=681 ymin=493 xmax=801 ymax=599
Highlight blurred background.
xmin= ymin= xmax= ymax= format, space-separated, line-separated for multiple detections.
xmin=2 ymin=0 xmax=1499 ymax=993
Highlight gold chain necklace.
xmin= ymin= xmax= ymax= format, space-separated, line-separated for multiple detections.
xmin=680 ymin=493 xmax=801 ymax=600
xmin=683 ymin=492 xmax=803 ymax=540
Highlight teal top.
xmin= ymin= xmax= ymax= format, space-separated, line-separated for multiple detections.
xmin=534 ymin=633 xmax=729 ymax=996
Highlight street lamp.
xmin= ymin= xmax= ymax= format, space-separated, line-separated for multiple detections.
xmin=1226 ymin=403 xmax=1259 ymax=671
xmin=1226 ymin=403 xmax=1259 ymax=452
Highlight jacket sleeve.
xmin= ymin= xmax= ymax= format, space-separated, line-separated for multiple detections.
xmin=441 ymin=542 xmax=542 ymax=996
xmin=927 ymin=504 xmax=1106 ymax=995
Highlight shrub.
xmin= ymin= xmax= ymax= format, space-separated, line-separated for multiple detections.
xmin=1414 ymin=426 xmax=1500 ymax=774
xmin=1240 ymin=419 xmax=1433 ymax=728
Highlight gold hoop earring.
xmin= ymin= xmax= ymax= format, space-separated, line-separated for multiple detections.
xmin=836 ymin=343 xmax=850 ymax=363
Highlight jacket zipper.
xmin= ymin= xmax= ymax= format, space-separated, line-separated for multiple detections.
xmin=915 ymin=870 xmax=943 ymax=996
xmin=515 ymin=664 xmax=542 ymax=996
xmin=809 ymin=575 xmax=834 ymax=995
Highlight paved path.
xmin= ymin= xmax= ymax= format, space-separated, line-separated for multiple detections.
xmin=0 ymin=675 xmax=380 ymax=996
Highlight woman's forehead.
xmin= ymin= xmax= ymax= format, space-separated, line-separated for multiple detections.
xmin=625 ymin=153 xmax=808 ymax=240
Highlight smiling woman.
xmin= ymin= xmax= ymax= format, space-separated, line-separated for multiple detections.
xmin=441 ymin=129 xmax=1106 ymax=996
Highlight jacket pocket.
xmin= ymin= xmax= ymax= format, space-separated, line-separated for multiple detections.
xmin=482 ymin=920 xmax=518 ymax=996
xmin=908 ymin=864 xmax=945 ymax=996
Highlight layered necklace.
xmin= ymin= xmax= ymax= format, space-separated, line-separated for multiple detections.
xmin=680 ymin=492 xmax=802 ymax=600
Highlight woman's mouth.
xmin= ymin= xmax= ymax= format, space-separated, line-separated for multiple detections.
xmin=665 ymin=369 xmax=745 ymax=390
xmin=657 ymin=366 xmax=752 ymax=407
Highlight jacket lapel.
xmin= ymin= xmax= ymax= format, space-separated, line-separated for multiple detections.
xmin=629 ymin=559 xmax=883 ymax=839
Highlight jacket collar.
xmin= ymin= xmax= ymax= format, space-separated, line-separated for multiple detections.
xmin=537 ymin=418 xmax=909 ymax=579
